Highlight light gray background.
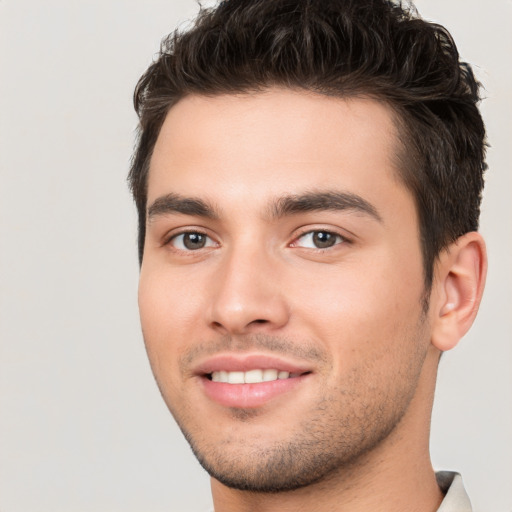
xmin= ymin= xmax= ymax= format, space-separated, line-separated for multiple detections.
xmin=0 ymin=1 xmax=510 ymax=511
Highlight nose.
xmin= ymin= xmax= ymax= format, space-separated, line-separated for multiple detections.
xmin=206 ymin=244 xmax=290 ymax=335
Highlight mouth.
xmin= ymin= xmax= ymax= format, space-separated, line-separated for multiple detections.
xmin=207 ymin=369 xmax=306 ymax=384
xmin=194 ymin=354 xmax=313 ymax=408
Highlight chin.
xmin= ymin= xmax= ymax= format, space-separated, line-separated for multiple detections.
xmin=192 ymin=443 xmax=338 ymax=493
xmin=179 ymin=415 xmax=395 ymax=494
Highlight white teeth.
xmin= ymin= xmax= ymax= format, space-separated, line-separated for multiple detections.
xmin=262 ymin=369 xmax=278 ymax=381
xmin=211 ymin=370 xmax=228 ymax=382
xmin=227 ymin=371 xmax=245 ymax=384
xmin=244 ymin=369 xmax=263 ymax=383
xmin=210 ymin=369 xmax=294 ymax=384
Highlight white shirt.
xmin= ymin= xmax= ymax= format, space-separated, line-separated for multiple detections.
xmin=436 ymin=471 xmax=472 ymax=512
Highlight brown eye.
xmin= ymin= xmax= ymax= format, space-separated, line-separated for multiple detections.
xmin=170 ymin=232 xmax=215 ymax=251
xmin=312 ymin=231 xmax=337 ymax=248
xmin=295 ymin=230 xmax=344 ymax=249
xmin=184 ymin=233 xmax=206 ymax=249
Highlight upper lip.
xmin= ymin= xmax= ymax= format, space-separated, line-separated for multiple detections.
xmin=193 ymin=353 xmax=313 ymax=376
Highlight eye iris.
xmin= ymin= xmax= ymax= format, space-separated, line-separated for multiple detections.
xmin=312 ymin=231 xmax=336 ymax=248
xmin=183 ymin=233 xmax=206 ymax=250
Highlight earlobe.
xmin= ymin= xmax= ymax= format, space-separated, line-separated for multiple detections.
xmin=430 ymin=232 xmax=487 ymax=352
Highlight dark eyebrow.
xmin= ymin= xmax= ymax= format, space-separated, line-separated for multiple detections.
xmin=270 ymin=191 xmax=382 ymax=222
xmin=147 ymin=193 xmax=219 ymax=221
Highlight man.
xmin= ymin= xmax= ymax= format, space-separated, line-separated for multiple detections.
xmin=129 ymin=1 xmax=487 ymax=510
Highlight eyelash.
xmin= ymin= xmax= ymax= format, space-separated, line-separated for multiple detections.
xmin=164 ymin=228 xmax=350 ymax=253
xmin=164 ymin=230 xmax=217 ymax=251
xmin=291 ymin=229 xmax=349 ymax=250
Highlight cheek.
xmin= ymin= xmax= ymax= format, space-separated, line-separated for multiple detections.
xmin=138 ymin=267 xmax=203 ymax=380
xmin=292 ymin=252 xmax=426 ymax=363
xmin=139 ymin=265 xmax=204 ymax=334
xmin=297 ymin=268 xmax=429 ymax=414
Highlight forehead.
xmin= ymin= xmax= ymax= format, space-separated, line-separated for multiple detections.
xmin=148 ymin=89 xmax=410 ymax=218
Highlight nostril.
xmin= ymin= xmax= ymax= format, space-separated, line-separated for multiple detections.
xmin=252 ymin=319 xmax=268 ymax=324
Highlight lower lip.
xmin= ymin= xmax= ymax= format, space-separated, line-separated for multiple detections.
xmin=201 ymin=375 xmax=308 ymax=408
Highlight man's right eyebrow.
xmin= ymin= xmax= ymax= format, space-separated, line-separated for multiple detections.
xmin=147 ymin=193 xmax=219 ymax=221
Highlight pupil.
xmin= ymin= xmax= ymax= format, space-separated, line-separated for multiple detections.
xmin=313 ymin=231 xmax=335 ymax=248
xmin=184 ymin=233 xmax=206 ymax=250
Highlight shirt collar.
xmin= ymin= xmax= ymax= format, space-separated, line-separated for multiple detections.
xmin=436 ymin=471 xmax=472 ymax=512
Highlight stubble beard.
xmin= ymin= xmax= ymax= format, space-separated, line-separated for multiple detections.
xmin=180 ymin=396 xmax=407 ymax=493
xmin=175 ymin=355 xmax=426 ymax=493
xmin=159 ymin=315 xmax=430 ymax=494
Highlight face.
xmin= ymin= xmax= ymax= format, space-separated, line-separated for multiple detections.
xmin=139 ymin=89 xmax=432 ymax=492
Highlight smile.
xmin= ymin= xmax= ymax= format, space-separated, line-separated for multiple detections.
xmin=195 ymin=354 xmax=313 ymax=408
xmin=210 ymin=369 xmax=302 ymax=384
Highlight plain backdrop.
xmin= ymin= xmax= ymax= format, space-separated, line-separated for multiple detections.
xmin=0 ymin=1 xmax=510 ymax=511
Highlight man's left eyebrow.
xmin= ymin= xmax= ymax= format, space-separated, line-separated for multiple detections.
xmin=269 ymin=191 xmax=383 ymax=222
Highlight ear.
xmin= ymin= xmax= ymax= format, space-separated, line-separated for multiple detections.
xmin=430 ymin=232 xmax=487 ymax=352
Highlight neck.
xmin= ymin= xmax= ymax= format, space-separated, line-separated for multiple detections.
xmin=211 ymin=347 xmax=443 ymax=512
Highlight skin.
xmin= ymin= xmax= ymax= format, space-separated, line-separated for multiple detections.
xmin=138 ymin=89 xmax=486 ymax=512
